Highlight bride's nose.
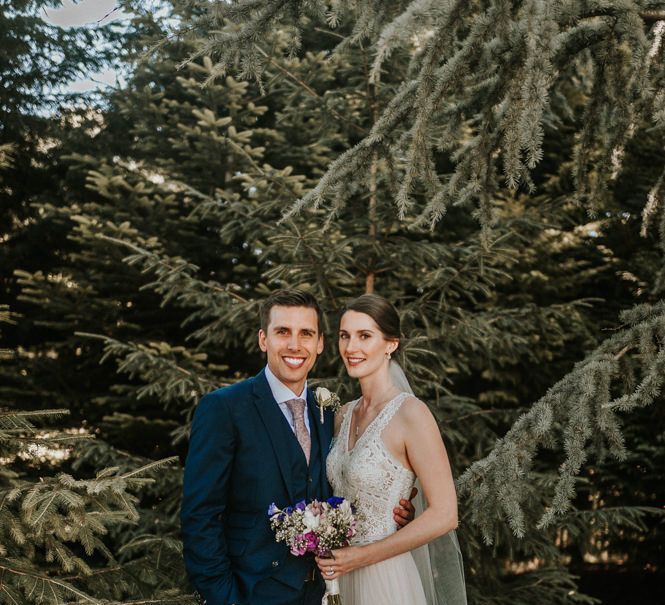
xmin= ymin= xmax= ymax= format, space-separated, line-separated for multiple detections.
xmin=344 ymin=335 xmax=360 ymax=350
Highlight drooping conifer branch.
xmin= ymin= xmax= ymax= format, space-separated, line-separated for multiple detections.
xmin=457 ymin=301 xmax=665 ymax=543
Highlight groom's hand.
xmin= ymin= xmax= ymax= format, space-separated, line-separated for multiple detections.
xmin=393 ymin=486 xmax=417 ymax=527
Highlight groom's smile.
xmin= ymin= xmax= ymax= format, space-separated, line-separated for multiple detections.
xmin=283 ymin=356 xmax=306 ymax=368
xmin=258 ymin=305 xmax=324 ymax=394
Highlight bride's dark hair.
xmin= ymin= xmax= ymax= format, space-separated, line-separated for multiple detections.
xmin=343 ymin=293 xmax=401 ymax=345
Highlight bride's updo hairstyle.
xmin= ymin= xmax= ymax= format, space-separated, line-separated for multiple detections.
xmin=344 ymin=293 xmax=401 ymax=348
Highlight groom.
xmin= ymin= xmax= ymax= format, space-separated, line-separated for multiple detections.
xmin=181 ymin=289 xmax=414 ymax=605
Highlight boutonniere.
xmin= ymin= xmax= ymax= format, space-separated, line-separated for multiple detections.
xmin=315 ymin=387 xmax=341 ymax=424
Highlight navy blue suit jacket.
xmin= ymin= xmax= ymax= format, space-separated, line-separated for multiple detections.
xmin=181 ymin=370 xmax=334 ymax=605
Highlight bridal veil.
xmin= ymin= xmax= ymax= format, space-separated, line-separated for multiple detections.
xmin=389 ymin=360 xmax=468 ymax=605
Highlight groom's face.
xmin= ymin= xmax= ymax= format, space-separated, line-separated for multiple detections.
xmin=258 ymin=305 xmax=324 ymax=394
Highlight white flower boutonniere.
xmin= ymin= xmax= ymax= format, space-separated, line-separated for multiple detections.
xmin=315 ymin=387 xmax=341 ymax=424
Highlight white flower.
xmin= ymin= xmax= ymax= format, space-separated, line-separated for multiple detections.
xmin=303 ymin=509 xmax=320 ymax=530
xmin=315 ymin=386 xmax=342 ymax=423
xmin=315 ymin=387 xmax=332 ymax=404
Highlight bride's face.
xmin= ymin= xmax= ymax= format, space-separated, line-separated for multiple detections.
xmin=338 ymin=310 xmax=397 ymax=379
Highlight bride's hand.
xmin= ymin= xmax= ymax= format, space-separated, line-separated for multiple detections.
xmin=315 ymin=546 xmax=369 ymax=579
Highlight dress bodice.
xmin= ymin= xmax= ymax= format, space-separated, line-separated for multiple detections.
xmin=326 ymin=392 xmax=415 ymax=545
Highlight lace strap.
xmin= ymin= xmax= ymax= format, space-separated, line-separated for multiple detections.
xmin=339 ymin=398 xmax=360 ymax=440
xmin=366 ymin=392 xmax=409 ymax=438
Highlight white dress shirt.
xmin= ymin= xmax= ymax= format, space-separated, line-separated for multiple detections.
xmin=264 ymin=365 xmax=311 ymax=436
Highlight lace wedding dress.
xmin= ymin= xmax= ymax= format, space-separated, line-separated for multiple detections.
xmin=326 ymin=392 xmax=428 ymax=605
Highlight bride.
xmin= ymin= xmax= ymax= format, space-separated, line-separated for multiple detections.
xmin=316 ymin=294 xmax=466 ymax=605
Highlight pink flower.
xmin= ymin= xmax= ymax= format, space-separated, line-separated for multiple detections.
xmin=290 ymin=533 xmax=308 ymax=556
xmin=304 ymin=531 xmax=318 ymax=551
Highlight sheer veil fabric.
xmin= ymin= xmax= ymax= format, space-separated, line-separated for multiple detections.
xmin=388 ymin=360 xmax=468 ymax=605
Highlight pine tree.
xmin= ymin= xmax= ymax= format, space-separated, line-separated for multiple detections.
xmin=2 ymin=131 xmax=188 ymax=604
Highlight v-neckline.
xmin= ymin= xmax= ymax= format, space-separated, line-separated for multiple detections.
xmin=345 ymin=392 xmax=404 ymax=454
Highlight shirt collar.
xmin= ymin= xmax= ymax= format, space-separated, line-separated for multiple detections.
xmin=265 ymin=364 xmax=308 ymax=403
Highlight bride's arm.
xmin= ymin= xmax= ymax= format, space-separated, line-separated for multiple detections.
xmin=317 ymin=397 xmax=457 ymax=576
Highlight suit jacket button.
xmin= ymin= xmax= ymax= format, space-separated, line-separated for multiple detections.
xmin=308 ymin=476 xmax=313 ymax=483
xmin=272 ymin=560 xmax=279 ymax=567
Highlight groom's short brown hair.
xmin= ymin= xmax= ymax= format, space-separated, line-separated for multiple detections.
xmin=260 ymin=289 xmax=323 ymax=333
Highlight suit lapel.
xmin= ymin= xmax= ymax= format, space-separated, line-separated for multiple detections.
xmin=307 ymin=389 xmax=333 ymax=498
xmin=252 ymin=370 xmax=297 ymax=503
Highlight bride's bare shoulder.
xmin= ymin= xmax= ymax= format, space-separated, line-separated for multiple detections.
xmin=398 ymin=394 xmax=436 ymax=424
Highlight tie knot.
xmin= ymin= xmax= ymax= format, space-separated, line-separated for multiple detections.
xmin=285 ymin=398 xmax=306 ymax=418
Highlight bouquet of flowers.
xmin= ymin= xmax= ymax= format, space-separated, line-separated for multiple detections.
xmin=268 ymin=496 xmax=359 ymax=605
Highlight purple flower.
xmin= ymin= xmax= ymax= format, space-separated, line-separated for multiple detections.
xmin=327 ymin=496 xmax=344 ymax=508
xmin=285 ymin=506 xmax=293 ymax=514
xmin=295 ymin=500 xmax=306 ymax=511
xmin=267 ymin=503 xmax=279 ymax=516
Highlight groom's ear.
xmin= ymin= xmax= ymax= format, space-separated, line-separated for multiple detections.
xmin=258 ymin=329 xmax=268 ymax=352
xmin=316 ymin=334 xmax=324 ymax=354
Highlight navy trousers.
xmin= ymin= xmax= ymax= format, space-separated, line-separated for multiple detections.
xmin=249 ymin=576 xmax=324 ymax=605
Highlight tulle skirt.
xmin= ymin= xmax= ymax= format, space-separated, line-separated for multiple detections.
xmin=338 ymin=551 xmax=428 ymax=605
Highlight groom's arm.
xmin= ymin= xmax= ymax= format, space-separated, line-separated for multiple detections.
xmin=181 ymin=391 xmax=241 ymax=605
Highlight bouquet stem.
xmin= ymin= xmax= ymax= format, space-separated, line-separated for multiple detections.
xmin=323 ymin=578 xmax=341 ymax=604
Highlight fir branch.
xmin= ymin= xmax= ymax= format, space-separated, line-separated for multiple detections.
xmin=0 ymin=563 xmax=102 ymax=604
xmin=75 ymin=333 xmax=220 ymax=407
xmin=252 ymin=44 xmax=367 ymax=136
xmin=119 ymin=457 xmax=179 ymax=480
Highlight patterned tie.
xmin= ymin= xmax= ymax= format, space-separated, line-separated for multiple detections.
xmin=285 ymin=398 xmax=311 ymax=464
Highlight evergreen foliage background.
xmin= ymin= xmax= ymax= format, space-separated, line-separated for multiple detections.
xmin=0 ymin=1 xmax=663 ymax=603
